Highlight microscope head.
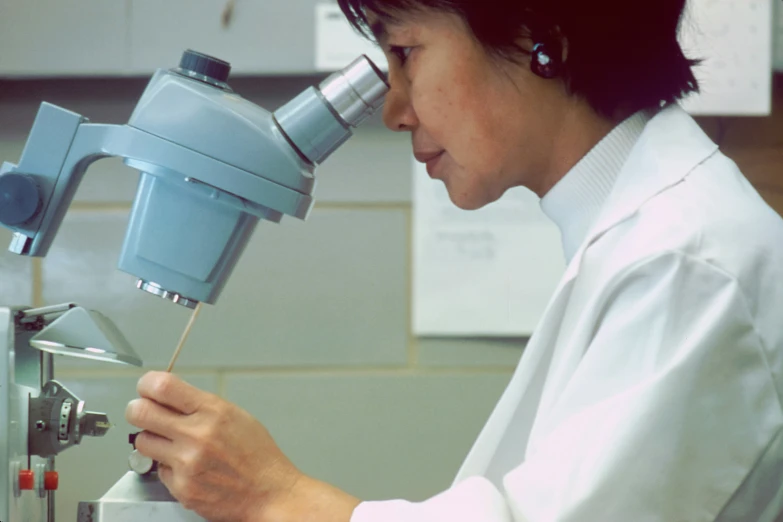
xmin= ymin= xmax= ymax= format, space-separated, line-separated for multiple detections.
xmin=0 ymin=50 xmax=389 ymax=309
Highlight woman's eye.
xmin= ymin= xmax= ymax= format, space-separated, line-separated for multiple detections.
xmin=388 ymin=45 xmax=413 ymax=64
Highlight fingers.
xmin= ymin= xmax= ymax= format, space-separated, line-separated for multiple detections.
xmin=134 ymin=430 xmax=175 ymax=466
xmin=136 ymin=371 xmax=207 ymax=415
xmin=157 ymin=462 xmax=174 ymax=489
xmin=126 ymin=397 xmax=185 ymax=440
xmin=156 ymin=462 xmax=196 ymax=512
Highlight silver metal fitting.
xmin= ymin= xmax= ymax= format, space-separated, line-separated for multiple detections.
xmin=319 ymin=55 xmax=388 ymax=127
xmin=8 ymin=231 xmax=33 ymax=255
xmin=58 ymin=401 xmax=73 ymax=441
xmin=35 ymin=463 xmax=47 ymax=499
xmin=136 ymin=280 xmax=199 ymax=309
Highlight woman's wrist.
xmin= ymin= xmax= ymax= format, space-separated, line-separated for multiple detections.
xmin=257 ymin=474 xmax=362 ymax=522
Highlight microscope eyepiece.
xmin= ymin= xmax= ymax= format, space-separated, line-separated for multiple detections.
xmin=273 ymin=55 xmax=390 ymax=165
xmin=318 ymin=55 xmax=389 ymax=127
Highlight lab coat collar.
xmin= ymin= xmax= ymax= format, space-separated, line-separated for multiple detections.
xmin=562 ymin=103 xmax=719 ymax=282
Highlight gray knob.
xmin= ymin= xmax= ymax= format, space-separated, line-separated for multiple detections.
xmin=179 ymin=49 xmax=231 ymax=84
xmin=128 ymin=449 xmax=155 ymax=475
xmin=174 ymin=49 xmax=232 ymax=89
xmin=0 ymin=173 xmax=40 ymax=225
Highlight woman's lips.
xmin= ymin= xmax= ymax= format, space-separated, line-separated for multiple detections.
xmin=414 ymin=150 xmax=446 ymax=178
xmin=426 ymin=151 xmax=445 ymax=178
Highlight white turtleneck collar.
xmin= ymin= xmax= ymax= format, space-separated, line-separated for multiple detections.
xmin=540 ymin=110 xmax=652 ymax=264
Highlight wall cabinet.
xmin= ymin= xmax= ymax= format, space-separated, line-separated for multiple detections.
xmin=0 ymin=0 xmax=329 ymax=77
xmin=127 ymin=0 xmax=321 ymax=75
xmin=0 ymin=1 xmax=128 ymax=76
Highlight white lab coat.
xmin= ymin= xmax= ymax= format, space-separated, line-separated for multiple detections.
xmin=353 ymin=104 xmax=783 ymax=521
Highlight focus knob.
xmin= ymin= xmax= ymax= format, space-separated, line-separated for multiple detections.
xmin=178 ymin=49 xmax=231 ymax=85
xmin=0 ymin=173 xmax=40 ymax=226
xmin=128 ymin=449 xmax=155 ymax=475
xmin=128 ymin=433 xmax=156 ymax=475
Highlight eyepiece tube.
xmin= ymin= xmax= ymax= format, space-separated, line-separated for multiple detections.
xmin=274 ymin=55 xmax=389 ymax=164
xmin=318 ymin=55 xmax=389 ymax=127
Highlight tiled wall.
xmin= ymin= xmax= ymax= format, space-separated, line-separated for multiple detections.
xmin=0 ymin=76 xmax=522 ymax=520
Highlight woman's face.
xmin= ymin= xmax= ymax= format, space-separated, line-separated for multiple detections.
xmin=372 ymin=9 xmax=598 ymax=208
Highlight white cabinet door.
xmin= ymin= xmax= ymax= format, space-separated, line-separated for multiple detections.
xmin=0 ymin=0 xmax=128 ymax=77
xmin=128 ymin=0 xmax=322 ymax=75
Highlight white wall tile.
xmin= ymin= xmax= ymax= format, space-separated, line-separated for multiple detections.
xmin=417 ymin=337 xmax=525 ymax=368
xmin=185 ymin=208 xmax=409 ymax=368
xmin=315 ymin=125 xmax=412 ymax=204
xmin=0 ymin=226 xmax=33 ymax=306
xmin=224 ymin=372 xmax=512 ymax=501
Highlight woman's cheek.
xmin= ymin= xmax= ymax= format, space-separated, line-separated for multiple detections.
xmin=413 ymin=95 xmax=456 ymax=138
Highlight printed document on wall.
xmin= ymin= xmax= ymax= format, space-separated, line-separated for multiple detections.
xmin=678 ymin=0 xmax=773 ymax=115
xmin=413 ymin=160 xmax=565 ymax=336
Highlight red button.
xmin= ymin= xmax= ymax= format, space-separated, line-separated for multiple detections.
xmin=18 ymin=470 xmax=34 ymax=490
xmin=44 ymin=471 xmax=58 ymax=491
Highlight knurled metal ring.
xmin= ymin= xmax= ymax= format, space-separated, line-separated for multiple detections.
xmin=58 ymin=401 xmax=72 ymax=441
xmin=136 ymin=280 xmax=199 ymax=309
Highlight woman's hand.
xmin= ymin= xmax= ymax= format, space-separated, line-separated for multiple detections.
xmin=125 ymin=371 xmax=360 ymax=522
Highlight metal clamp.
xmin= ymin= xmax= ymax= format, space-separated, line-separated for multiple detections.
xmin=28 ymin=380 xmax=111 ymax=457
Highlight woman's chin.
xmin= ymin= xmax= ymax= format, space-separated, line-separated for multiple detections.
xmin=444 ymin=185 xmax=492 ymax=211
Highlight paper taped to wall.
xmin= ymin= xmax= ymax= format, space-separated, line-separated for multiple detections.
xmin=678 ymin=0 xmax=773 ymax=116
xmin=412 ymin=160 xmax=565 ymax=337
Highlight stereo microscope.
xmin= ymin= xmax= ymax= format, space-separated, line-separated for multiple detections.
xmin=0 ymin=49 xmax=388 ymax=522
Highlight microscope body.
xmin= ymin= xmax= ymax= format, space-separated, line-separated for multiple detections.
xmin=0 ymin=50 xmax=388 ymax=521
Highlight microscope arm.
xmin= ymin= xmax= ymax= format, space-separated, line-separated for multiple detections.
xmin=1 ymin=52 xmax=387 ymax=306
xmin=1 ymin=102 xmax=313 ymax=258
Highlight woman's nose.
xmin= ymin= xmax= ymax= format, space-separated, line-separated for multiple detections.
xmin=382 ymin=79 xmax=418 ymax=132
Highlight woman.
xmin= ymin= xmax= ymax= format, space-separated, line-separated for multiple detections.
xmin=126 ymin=0 xmax=783 ymax=520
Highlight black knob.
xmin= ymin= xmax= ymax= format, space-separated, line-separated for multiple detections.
xmin=0 ymin=173 xmax=40 ymax=226
xmin=179 ymin=49 xmax=231 ymax=84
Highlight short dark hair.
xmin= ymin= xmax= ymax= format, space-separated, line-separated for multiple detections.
xmin=337 ymin=0 xmax=700 ymax=118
